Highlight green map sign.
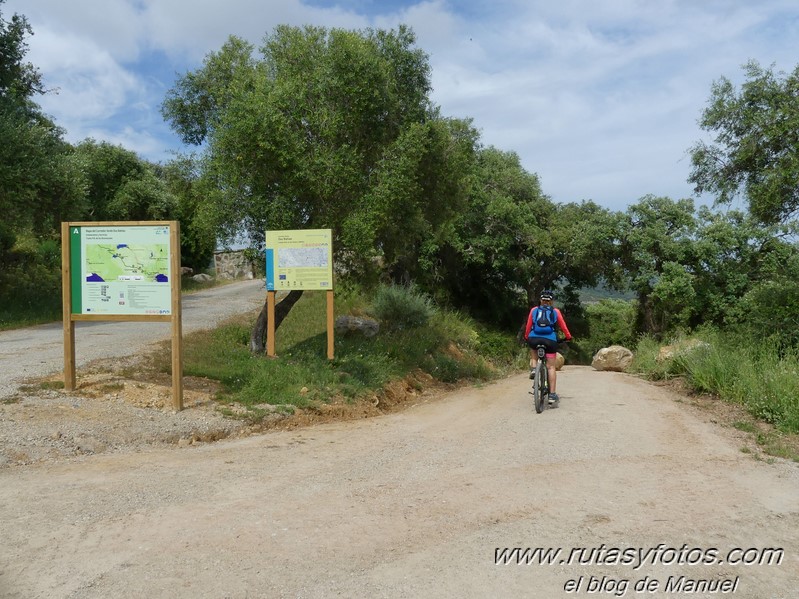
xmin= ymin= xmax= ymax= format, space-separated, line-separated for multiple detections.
xmin=70 ymin=225 xmax=172 ymax=315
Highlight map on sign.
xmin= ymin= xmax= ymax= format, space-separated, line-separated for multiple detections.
xmin=277 ymin=247 xmax=328 ymax=269
xmin=71 ymin=225 xmax=173 ymax=315
xmin=84 ymin=243 xmax=169 ymax=283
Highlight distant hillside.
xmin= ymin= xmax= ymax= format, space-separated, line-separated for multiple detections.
xmin=579 ymin=286 xmax=635 ymax=304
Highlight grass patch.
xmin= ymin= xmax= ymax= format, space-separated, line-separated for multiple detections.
xmin=733 ymin=421 xmax=757 ymax=434
xmin=755 ymin=431 xmax=799 ymax=463
xmin=0 ymin=309 xmax=62 ymax=331
xmin=40 ymin=380 xmax=65 ymax=390
xmin=161 ymin=287 xmax=516 ymax=413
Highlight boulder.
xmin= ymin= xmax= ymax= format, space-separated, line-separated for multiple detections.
xmin=192 ymin=273 xmax=213 ymax=282
xmin=334 ymin=315 xmax=380 ymax=338
xmin=592 ymin=345 xmax=633 ymax=372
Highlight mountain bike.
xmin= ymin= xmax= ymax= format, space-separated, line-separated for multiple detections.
xmin=528 ymin=341 xmax=568 ymax=414
xmin=529 ymin=343 xmax=551 ymax=414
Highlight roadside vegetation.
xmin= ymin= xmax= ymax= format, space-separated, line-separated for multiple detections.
xmin=631 ymin=330 xmax=799 ymax=434
xmin=150 ymin=285 xmax=524 ymax=418
xmin=630 ymin=331 xmax=799 ymax=462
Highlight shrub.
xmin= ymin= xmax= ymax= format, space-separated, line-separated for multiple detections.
xmin=0 ymin=239 xmax=62 ymax=328
xmin=370 ymin=284 xmax=436 ymax=331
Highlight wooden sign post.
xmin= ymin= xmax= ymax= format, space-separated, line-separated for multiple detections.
xmin=264 ymin=229 xmax=334 ymax=360
xmin=61 ymin=221 xmax=184 ymax=411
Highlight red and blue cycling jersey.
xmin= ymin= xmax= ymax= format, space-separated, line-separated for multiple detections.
xmin=524 ymin=306 xmax=573 ymax=342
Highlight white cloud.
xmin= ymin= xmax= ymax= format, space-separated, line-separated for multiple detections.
xmin=80 ymin=124 xmax=171 ymax=157
xmin=139 ymin=0 xmax=369 ymax=62
xmin=4 ymin=0 xmax=799 ymax=207
xmin=26 ymin=28 xmax=140 ymax=123
xmin=9 ymin=0 xmax=144 ymax=61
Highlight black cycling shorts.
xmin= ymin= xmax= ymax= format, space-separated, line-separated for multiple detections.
xmin=526 ymin=337 xmax=559 ymax=357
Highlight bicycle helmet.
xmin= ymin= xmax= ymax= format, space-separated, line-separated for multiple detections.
xmin=539 ymin=290 xmax=554 ymax=301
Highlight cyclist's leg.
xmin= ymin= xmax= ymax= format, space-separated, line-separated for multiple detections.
xmin=548 ymin=362 xmax=558 ymax=399
xmin=542 ymin=339 xmax=559 ymax=401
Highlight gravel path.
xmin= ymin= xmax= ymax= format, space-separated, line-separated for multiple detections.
xmin=0 ymin=279 xmax=269 ymax=467
xmin=1 ymin=368 xmax=798 ymax=598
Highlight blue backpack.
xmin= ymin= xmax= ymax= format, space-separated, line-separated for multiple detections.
xmin=531 ymin=305 xmax=557 ymax=336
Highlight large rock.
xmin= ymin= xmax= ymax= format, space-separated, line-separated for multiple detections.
xmin=335 ymin=315 xmax=380 ymax=338
xmin=592 ymin=345 xmax=633 ymax=372
xmin=192 ymin=273 xmax=213 ymax=282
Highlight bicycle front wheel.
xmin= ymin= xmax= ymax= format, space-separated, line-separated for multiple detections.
xmin=533 ymin=361 xmax=546 ymax=413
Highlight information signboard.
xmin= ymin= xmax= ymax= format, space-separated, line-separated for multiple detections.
xmin=69 ymin=224 xmax=172 ymax=315
xmin=61 ymin=221 xmax=183 ymax=410
xmin=265 ymin=229 xmax=333 ymax=291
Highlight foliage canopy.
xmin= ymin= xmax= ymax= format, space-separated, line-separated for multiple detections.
xmin=689 ymin=60 xmax=799 ymax=225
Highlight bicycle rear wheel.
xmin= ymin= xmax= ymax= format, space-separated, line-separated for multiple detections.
xmin=533 ymin=361 xmax=546 ymax=413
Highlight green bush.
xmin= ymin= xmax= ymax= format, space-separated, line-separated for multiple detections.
xmin=0 ymin=239 xmax=63 ymax=329
xmin=370 ymin=284 xmax=436 ymax=330
xmin=176 ymin=288 xmax=514 ymax=411
xmin=630 ymin=335 xmax=673 ymax=379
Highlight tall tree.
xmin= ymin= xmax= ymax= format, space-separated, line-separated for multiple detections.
xmin=437 ymin=147 xmax=551 ymax=325
xmin=163 ymin=25 xmax=469 ymax=351
xmin=620 ymin=195 xmax=697 ymax=336
xmin=0 ymin=0 xmax=84 ymax=244
xmin=160 ymin=155 xmax=219 ymax=271
xmin=72 ymin=140 xmax=149 ymax=220
xmin=428 ymin=147 xmax=623 ymax=327
xmin=0 ymin=0 xmax=43 ymax=102
xmin=689 ymin=60 xmax=799 ymax=225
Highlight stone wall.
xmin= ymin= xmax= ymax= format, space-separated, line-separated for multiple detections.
xmin=214 ymin=250 xmax=256 ymax=280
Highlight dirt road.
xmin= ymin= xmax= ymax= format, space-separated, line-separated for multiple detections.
xmin=2 ymin=364 xmax=798 ymax=598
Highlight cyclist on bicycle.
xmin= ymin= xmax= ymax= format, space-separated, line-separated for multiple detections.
xmin=524 ymin=290 xmax=573 ymax=404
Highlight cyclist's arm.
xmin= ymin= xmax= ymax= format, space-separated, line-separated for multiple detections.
xmin=524 ymin=309 xmax=534 ymax=339
xmin=555 ymin=309 xmax=573 ymax=341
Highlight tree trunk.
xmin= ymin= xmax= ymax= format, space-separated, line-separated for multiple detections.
xmin=249 ymin=290 xmax=305 ymax=353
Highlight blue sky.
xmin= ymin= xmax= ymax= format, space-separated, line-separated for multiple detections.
xmin=6 ymin=0 xmax=799 ymax=212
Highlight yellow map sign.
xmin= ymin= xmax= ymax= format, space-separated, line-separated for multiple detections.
xmin=265 ymin=229 xmax=333 ymax=291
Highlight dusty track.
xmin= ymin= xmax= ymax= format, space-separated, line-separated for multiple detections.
xmin=2 ymin=364 xmax=798 ymax=598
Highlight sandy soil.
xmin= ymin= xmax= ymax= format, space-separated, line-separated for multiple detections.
xmin=2 ymin=365 xmax=798 ymax=598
